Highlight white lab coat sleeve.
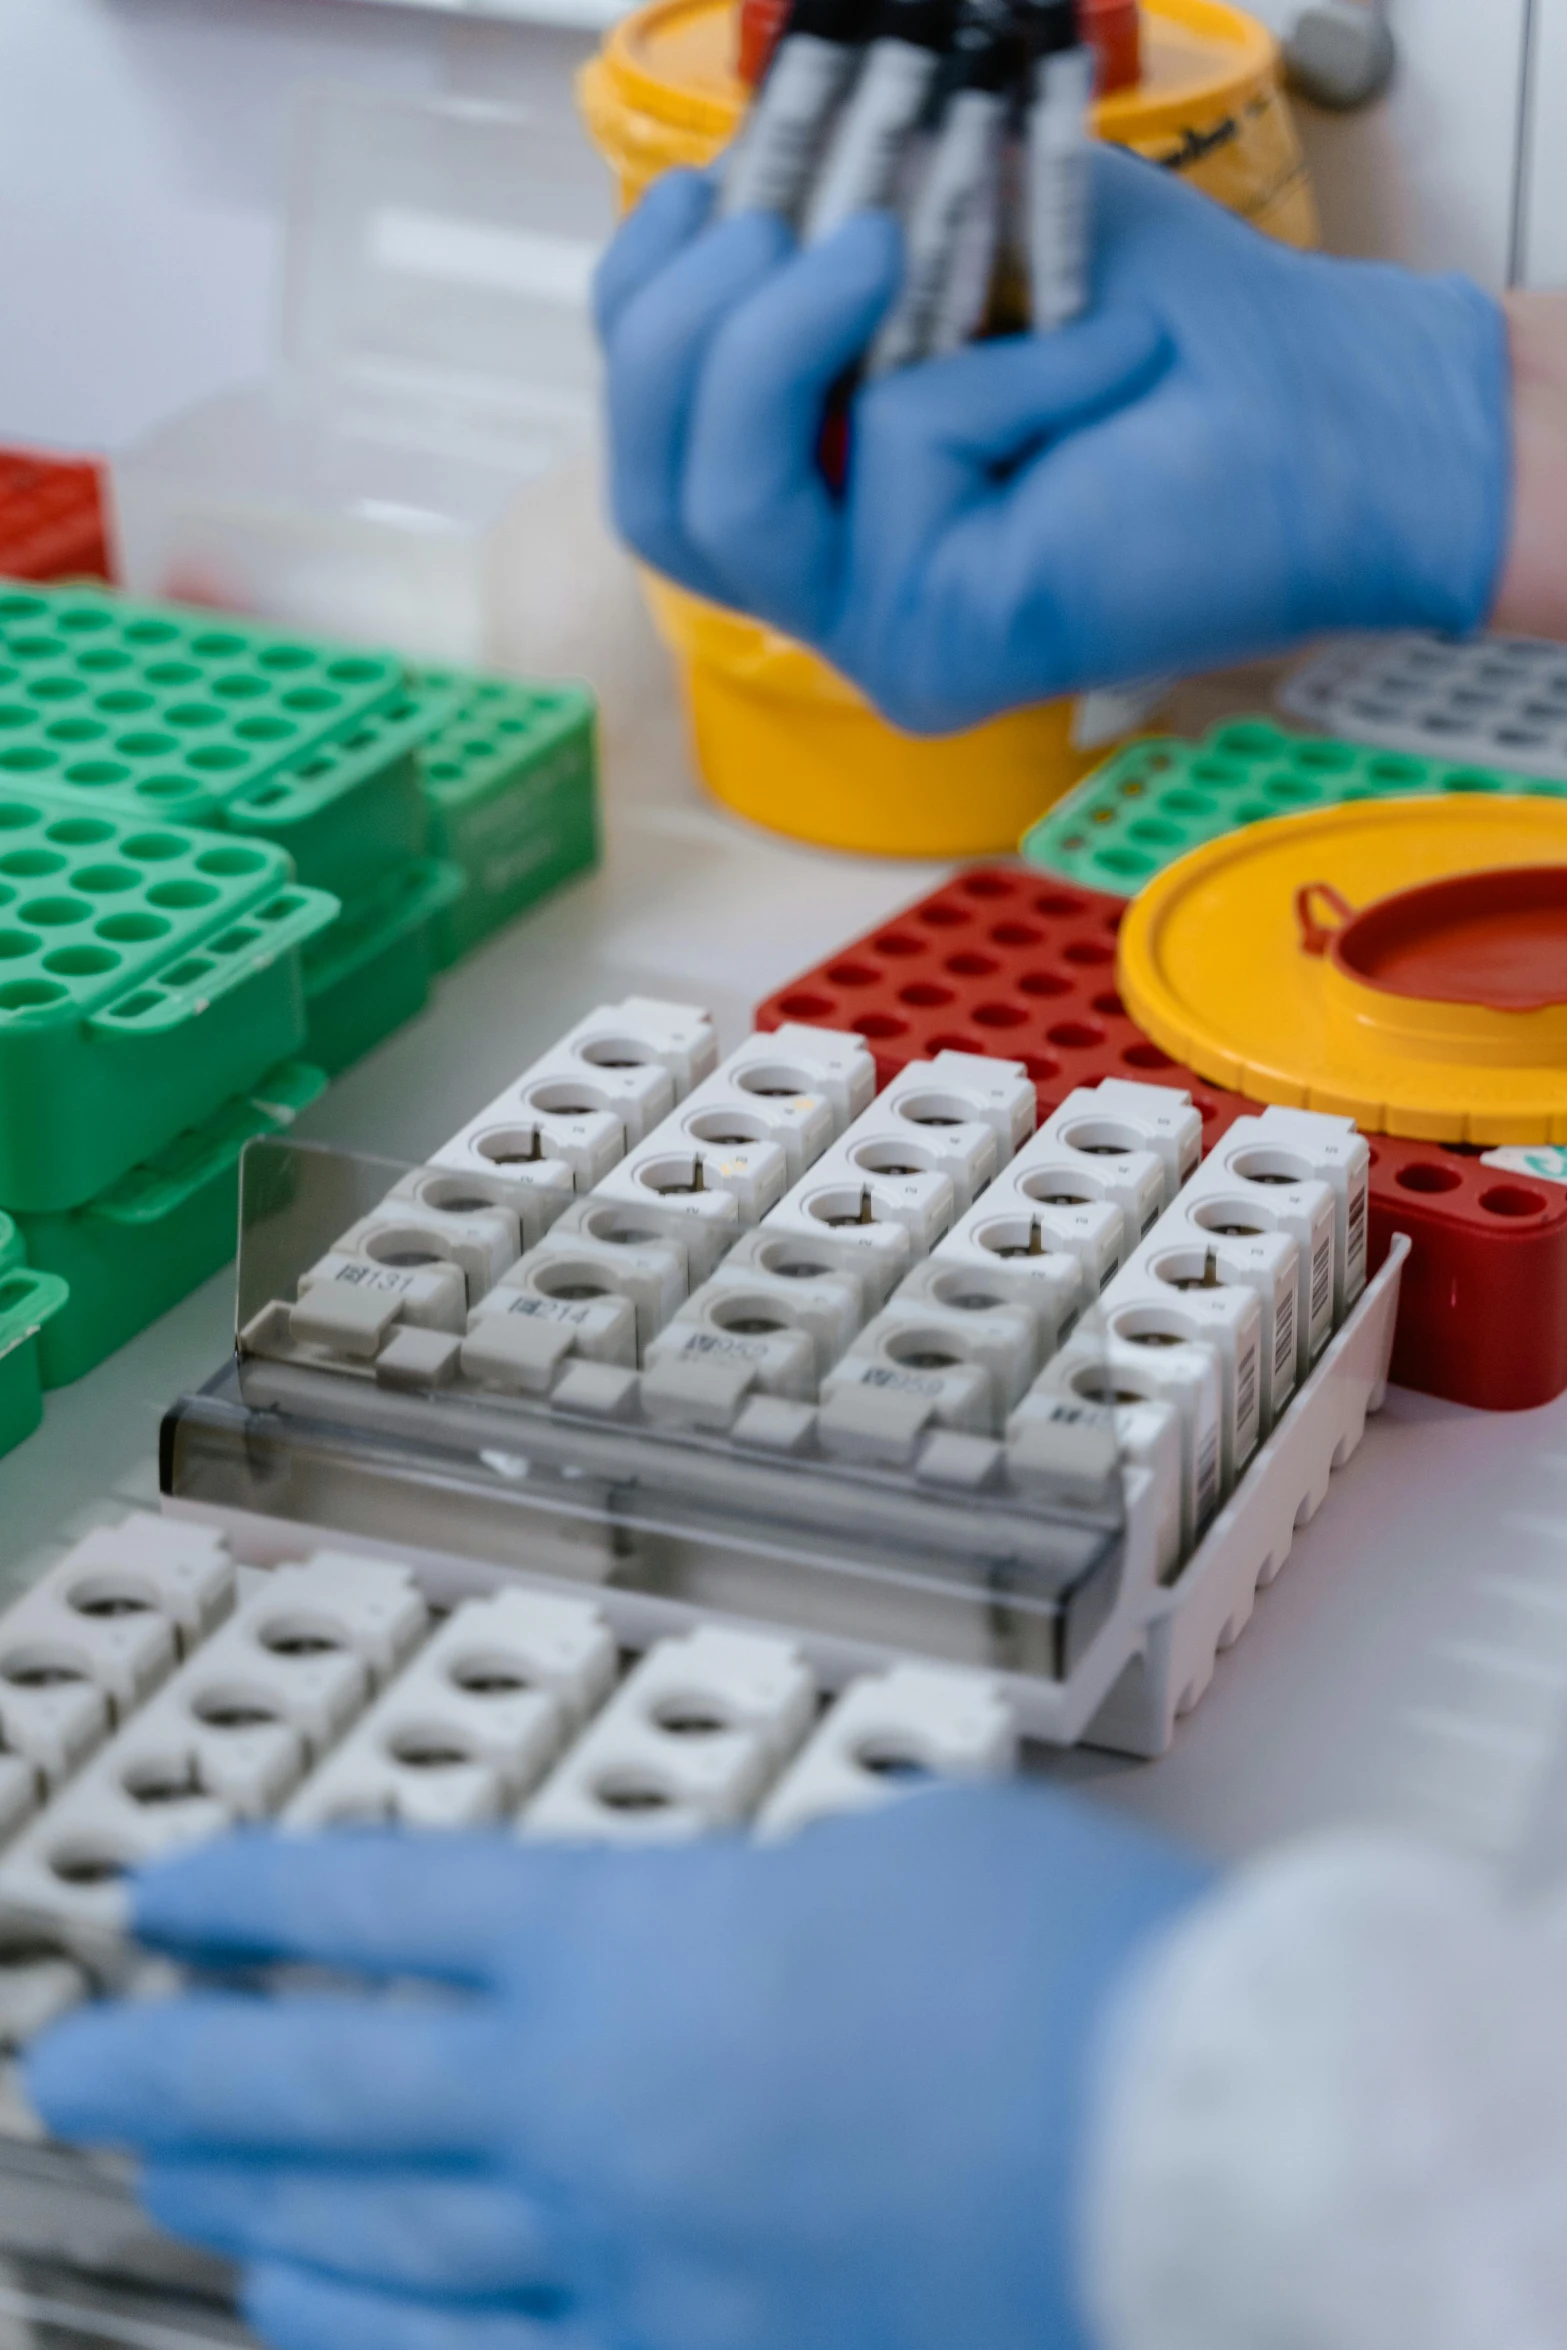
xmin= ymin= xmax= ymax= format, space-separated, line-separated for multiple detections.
xmin=1082 ymin=1835 xmax=1567 ymax=2350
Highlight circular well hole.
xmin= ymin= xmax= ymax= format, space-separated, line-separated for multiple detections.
xmin=49 ymin=1842 xmax=131 ymax=1887
xmin=123 ymin=1757 xmax=210 ymax=1807
xmin=192 ymin=1688 xmax=284 ymax=1730
xmin=1 ymin=1646 xmax=90 ymax=1689
xmin=449 ymin=1655 xmax=533 ymax=1699
xmin=388 ymin=1726 xmax=479 ymax=1771
xmin=1394 ymin=1162 xmax=1462 ymax=1195
xmin=653 ymin=1696 xmax=732 ymax=1737
xmin=594 ymin=1772 xmax=676 ymax=1813
xmin=257 ymin=1616 xmax=347 ymax=1658
xmin=66 ymin=1575 xmax=156 ymax=1619
xmin=18 ymin=895 xmax=86 ymax=929
xmin=855 ymin=1741 xmax=935 ymax=1782
xmin=1480 ymin=1184 xmax=1548 ymax=1219
xmin=44 ymin=945 xmax=120 ymax=979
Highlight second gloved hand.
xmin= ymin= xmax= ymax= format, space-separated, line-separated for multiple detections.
xmin=28 ymin=1787 xmax=1211 ymax=2350
xmin=596 ymin=147 xmax=1511 ymax=733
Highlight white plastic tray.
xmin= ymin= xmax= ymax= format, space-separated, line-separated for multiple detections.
xmin=1280 ymin=632 xmax=1567 ymax=780
xmin=167 ymin=1241 xmax=1409 ymax=1756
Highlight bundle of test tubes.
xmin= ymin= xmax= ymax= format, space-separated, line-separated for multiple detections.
xmin=720 ymin=0 xmax=1094 ymax=371
xmin=244 ymin=997 xmax=1371 ymax=1588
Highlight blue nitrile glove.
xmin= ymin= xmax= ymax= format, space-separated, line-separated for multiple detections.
xmin=595 ymin=147 xmax=1511 ymax=734
xmin=29 ymin=1787 xmax=1212 ymax=2350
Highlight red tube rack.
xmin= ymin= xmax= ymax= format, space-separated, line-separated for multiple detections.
xmin=0 ymin=452 xmax=110 ymax=584
xmin=756 ymin=865 xmax=1567 ymax=1412
xmin=756 ymin=866 xmax=1254 ymax=1152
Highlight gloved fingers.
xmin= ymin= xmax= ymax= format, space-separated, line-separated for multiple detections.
xmin=27 ymin=1993 xmax=499 ymax=2159
xmin=1087 ymin=139 xmax=1246 ymax=296
xmin=682 ymin=210 xmax=904 ymax=636
xmin=144 ymin=2159 xmax=565 ymax=2300
xmin=127 ymin=1832 xmax=597 ymax=1982
xmin=592 ymin=168 xmax=715 ymax=342
xmin=603 ymin=210 xmax=795 ymax=598
xmin=856 ymin=306 xmax=1169 ymax=469
xmin=243 ymin=2263 xmax=597 ymax=2350
xmin=833 ymin=308 xmax=1169 ymax=705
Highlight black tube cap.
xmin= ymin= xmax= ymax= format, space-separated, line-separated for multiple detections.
xmin=784 ymin=0 xmax=882 ymax=45
xmin=945 ymin=0 xmax=1029 ymax=91
xmin=1019 ymin=0 xmax=1082 ymax=56
xmin=872 ymin=0 xmax=959 ymax=50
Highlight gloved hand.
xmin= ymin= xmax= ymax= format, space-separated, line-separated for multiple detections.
xmin=29 ymin=1787 xmax=1212 ymax=2350
xmin=595 ymin=146 xmax=1511 ymax=733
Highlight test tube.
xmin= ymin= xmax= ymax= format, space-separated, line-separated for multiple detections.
xmin=721 ymin=0 xmax=881 ymax=224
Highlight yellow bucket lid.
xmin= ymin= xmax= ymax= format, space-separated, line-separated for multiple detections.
xmin=591 ymin=0 xmax=1278 ymax=155
xmin=1117 ymin=796 xmax=1567 ymax=1144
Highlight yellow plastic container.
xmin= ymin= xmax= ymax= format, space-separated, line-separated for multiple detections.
xmin=1118 ymin=797 xmax=1567 ymax=1144
xmin=580 ymin=0 xmax=1317 ymax=856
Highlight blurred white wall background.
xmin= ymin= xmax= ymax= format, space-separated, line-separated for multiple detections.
xmin=0 ymin=0 xmax=1561 ymax=457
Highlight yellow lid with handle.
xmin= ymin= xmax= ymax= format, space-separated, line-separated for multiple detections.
xmin=1118 ymin=796 xmax=1567 ymax=1143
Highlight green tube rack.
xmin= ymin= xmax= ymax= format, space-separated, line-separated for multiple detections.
xmin=303 ymin=858 xmax=463 ymax=1077
xmin=415 ymin=673 xmax=598 ymax=966
xmin=0 ymin=586 xmax=421 ymax=900
xmin=1020 ymin=718 xmax=1567 ymax=896
xmin=0 ymin=1256 xmax=68 ymax=1461
xmin=0 ymin=593 xmax=603 ymax=1386
xmin=16 ymin=1060 xmax=324 ymax=1389
xmin=0 ymin=785 xmax=335 ymax=1212
xmin=209 ymin=684 xmax=441 ymax=905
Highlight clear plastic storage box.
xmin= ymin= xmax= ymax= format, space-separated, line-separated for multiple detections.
xmin=111 ymin=90 xmax=610 ymax=665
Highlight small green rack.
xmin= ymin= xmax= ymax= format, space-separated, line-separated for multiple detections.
xmin=0 ymin=1262 xmax=68 ymax=1460
xmin=0 ymin=784 xmax=335 ymax=1211
xmin=18 ymin=1060 xmax=324 ymax=1388
xmin=0 ymin=585 xmax=405 ymax=806
xmin=216 ymin=683 xmax=442 ymax=903
xmin=0 ymin=1210 xmax=20 ymax=1277
xmin=303 ymin=857 xmax=463 ymax=1077
xmin=0 ymin=587 xmax=420 ymax=899
xmin=1020 ymin=718 xmax=1567 ymax=896
xmin=415 ymin=672 xmax=598 ymax=966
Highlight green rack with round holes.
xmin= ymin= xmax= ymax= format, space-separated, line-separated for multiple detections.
xmin=303 ymin=857 xmax=463 ymax=1077
xmin=220 ymin=683 xmax=444 ymax=904
xmin=1020 ymin=717 xmax=1567 ymax=895
xmin=16 ymin=1060 xmax=325 ymax=1388
xmin=0 ymin=785 xmax=336 ymax=1212
xmin=0 ymin=585 xmax=419 ymax=898
xmin=0 ymin=1261 xmax=68 ymax=1459
xmin=414 ymin=671 xmax=599 ymax=967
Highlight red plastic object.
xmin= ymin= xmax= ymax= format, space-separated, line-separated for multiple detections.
xmin=755 ymin=863 xmax=1567 ymax=1412
xmin=1366 ymin=1136 xmax=1567 ymax=1412
xmin=0 ymin=452 xmax=110 ymax=584
xmin=1082 ymin=0 xmax=1141 ymax=92
xmin=755 ymin=865 xmax=1255 ymax=1151
xmin=737 ymin=0 xmax=789 ymax=85
xmin=1301 ymin=865 xmax=1567 ymax=1013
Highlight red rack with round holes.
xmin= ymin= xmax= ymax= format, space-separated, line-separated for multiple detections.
xmin=756 ymin=866 xmax=1256 ymax=1151
xmin=755 ymin=864 xmax=1567 ymax=1411
xmin=1365 ymin=1137 xmax=1567 ymax=1412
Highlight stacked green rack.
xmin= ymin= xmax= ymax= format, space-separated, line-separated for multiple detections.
xmin=300 ymin=666 xmax=600 ymax=1074
xmin=1021 ymin=718 xmax=1567 ymax=896
xmin=0 ymin=586 xmax=600 ymax=1445
xmin=0 ymin=1217 xmax=66 ymax=1458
